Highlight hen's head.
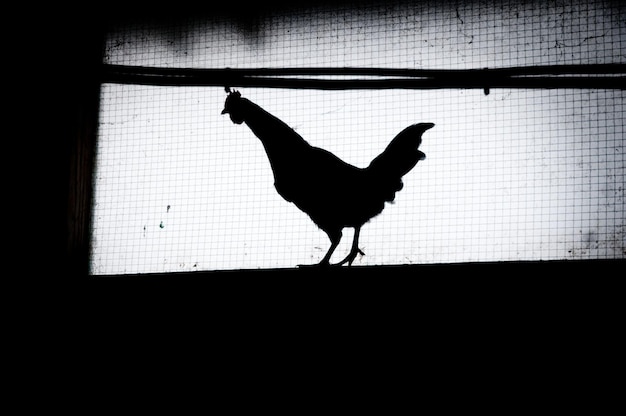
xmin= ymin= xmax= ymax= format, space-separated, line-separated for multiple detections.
xmin=221 ymin=87 xmax=245 ymax=124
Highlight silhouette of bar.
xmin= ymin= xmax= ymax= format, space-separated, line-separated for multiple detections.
xmin=101 ymin=64 xmax=626 ymax=89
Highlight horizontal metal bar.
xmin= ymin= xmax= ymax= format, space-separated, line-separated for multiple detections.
xmin=102 ymin=63 xmax=626 ymax=76
xmin=100 ymin=64 xmax=626 ymax=90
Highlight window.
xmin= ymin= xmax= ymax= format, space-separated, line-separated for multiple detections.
xmin=90 ymin=1 xmax=625 ymax=274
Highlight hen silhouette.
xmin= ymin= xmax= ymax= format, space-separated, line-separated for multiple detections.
xmin=222 ymin=88 xmax=434 ymax=267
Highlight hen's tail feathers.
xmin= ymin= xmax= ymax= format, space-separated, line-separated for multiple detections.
xmin=367 ymin=123 xmax=434 ymax=202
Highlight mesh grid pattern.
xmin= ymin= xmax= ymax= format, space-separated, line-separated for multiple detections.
xmin=103 ymin=0 xmax=625 ymax=69
xmin=91 ymin=0 xmax=625 ymax=274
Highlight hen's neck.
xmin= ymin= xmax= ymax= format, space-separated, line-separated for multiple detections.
xmin=242 ymin=101 xmax=293 ymax=139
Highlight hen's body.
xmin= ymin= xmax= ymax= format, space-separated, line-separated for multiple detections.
xmin=222 ymin=90 xmax=433 ymax=266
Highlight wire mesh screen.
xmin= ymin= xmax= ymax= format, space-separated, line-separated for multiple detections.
xmin=91 ymin=0 xmax=625 ymax=274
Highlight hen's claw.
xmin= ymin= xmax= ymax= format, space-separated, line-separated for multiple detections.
xmin=297 ymin=260 xmax=331 ymax=268
xmin=334 ymin=248 xmax=365 ymax=267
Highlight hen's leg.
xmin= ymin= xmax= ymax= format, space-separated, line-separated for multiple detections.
xmin=298 ymin=229 xmax=342 ymax=268
xmin=333 ymin=226 xmax=365 ymax=267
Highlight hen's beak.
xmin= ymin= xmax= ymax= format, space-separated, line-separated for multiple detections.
xmin=221 ymin=108 xmax=228 ymax=115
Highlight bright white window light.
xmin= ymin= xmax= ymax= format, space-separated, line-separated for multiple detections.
xmin=91 ymin=1 xmax=625 ymax=274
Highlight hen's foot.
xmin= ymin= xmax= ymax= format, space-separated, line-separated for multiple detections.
xmin=333 ymin=248 xmax=365 ymax=267
xmin=297 ymin=260 xmax=331 ymax=268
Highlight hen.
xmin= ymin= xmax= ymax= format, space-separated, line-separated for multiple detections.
xmin=221 ymin=89 xmax=434 ymax=267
